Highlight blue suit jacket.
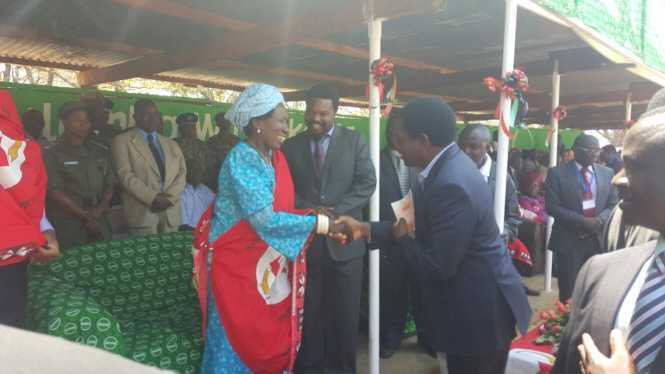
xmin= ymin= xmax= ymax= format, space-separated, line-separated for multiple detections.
xmin=370 ymin=144 xmax=531 ymax=354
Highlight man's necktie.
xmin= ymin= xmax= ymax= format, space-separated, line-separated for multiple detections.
xmin=628 ymin=250 xmax=665 ymax=373
xmin=313 ymin=138 xmax=325 ymax=177
xmin=581 ymin=166 xmax=595 ymax=218
xmin=148 ymin=133 xmax=165 ymax=183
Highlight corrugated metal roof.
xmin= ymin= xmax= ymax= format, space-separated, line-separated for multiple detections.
xmin=0 ymin=0 xmax=661 ymax=129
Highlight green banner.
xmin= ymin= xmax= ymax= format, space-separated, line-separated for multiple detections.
xmin=0 ymin=82 xmax=376 ymax=142
xmin=0 ymin=82 xmax=578 ymax=150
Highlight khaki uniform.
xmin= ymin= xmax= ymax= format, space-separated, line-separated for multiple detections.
xmin=44 ymin=139 xmax=116 ymax=249
xmin=176 ymin=137 xmax=210 ymax=184
xmin=89 ymin=126 xmax=123 ymax=151
xmin=206 ymin=132 xmax=239 ymax=190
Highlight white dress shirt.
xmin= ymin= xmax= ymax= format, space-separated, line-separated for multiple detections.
xmin=40 ymin=212 xmax=54 ymax=233
xmin=418 ymin=142 xmax=455 ymax=185
xmin=479 ymin=156 xmax=492 ymax=183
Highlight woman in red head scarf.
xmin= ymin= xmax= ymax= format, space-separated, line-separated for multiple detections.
xmin=0 ymin=90 xmax=60 ymax=328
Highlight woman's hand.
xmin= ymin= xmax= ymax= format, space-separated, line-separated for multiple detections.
xmin=32 ymin=229 xmax=60 ymax=264
xmin=577 ymin=330 xmax=635 ymax=374
xmin=520 ymin=207 xmax=538 ymax=222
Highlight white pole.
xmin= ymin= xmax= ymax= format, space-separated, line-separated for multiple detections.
xmin=625 ymin=91 xmax=633 ymax=123
xmin=368 ymin=15 xmax=382 ymax=374
xmin=494 ymin=0 xmax=518 ymax=232
xmin=545 ymin=60 xmax=560 ymax=292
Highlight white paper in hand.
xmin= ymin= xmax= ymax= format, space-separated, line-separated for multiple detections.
xmin=391 ymin=190 xmax=415 ymax=238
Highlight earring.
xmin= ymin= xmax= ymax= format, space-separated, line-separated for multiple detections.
xmin=257 ymin=128 xmax=262 ymax=134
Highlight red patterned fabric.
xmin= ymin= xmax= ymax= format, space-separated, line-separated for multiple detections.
xmin=0 ymin=90 xmax=46 ymax=266
xmin=508 ymin=239 xmax=533 ymax=267
xmin=193 ymin=150 xmax=313 ymax=373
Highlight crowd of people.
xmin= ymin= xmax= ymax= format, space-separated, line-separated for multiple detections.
xmin=0 ymin=80 xmax=664 ymax=374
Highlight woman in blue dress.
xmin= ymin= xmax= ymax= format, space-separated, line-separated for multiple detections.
xmin=192 ymin=84 xmax=345 ymax=373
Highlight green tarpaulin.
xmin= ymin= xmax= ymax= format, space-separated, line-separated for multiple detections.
xmin=536 ymin=0 xmax=665 ymax=73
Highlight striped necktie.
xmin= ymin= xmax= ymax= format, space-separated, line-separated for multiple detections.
xmin=628 ymin=249 xmax=665 ymax=373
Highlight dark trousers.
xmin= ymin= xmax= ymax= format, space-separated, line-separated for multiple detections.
xmin=556 ymin=239 xmax=600 ymax=301
xmin=379 ymin=244 xmax=427 ymax=350
xmin=296 ymin=237 xmax=364 ymax=374
xmin=446 ymin=350 xmax=509 ymax=374
xmin=0 ymin=261 xmax=29 ymax=328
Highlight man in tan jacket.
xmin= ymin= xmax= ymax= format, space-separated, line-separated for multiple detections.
xmin=111 ymin=99 xmax=186 ymax=235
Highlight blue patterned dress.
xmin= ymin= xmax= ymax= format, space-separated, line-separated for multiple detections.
xmin=201 ymin=142 xmax=316 ymax=374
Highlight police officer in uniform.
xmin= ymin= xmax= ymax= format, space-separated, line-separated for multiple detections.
xmin=175 ymin=113 xmax=215 ymax=230
xmin=44 ymin=102 xmax=116 ymax=250
xmin=206 ymin=112 xmax=239 ymax=190
xmin=175 ymin=113 xmax=209 ymax=178
xmin=82 ymin=92 xmax=121 ymax=150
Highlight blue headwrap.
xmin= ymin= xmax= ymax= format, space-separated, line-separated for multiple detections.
xmin=225 ymin=83 xmax=285 ymax=131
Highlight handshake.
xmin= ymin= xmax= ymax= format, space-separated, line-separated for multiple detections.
xmin=316 ymin=207 xmax=412 ymax=246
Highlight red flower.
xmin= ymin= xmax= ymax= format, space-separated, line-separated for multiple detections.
xmin=552 ymin=325 xmax=562 ymax=334
xmin=540 ymin=311 xmax=549 ymax=320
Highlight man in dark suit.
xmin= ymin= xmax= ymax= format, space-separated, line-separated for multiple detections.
xmin=377 ymin=109 xmax=428 ymax=358
xmin=337 ymin=98 xmax=531 ymax=374
xmin=553 ymin=92 xmax=665 ymax=374
xmin=282 ymin=84 xmax=376 ymax=374
xmin=545 ymin=134 xmax=619 ymax=301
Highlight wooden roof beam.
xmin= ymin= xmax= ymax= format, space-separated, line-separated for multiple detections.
xmin=79 ymin=0 xmax=442 ymax=87
xmin=109 ymin=0 xmax=455 ymax=75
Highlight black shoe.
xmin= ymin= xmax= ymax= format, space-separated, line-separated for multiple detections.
xmin=524 ymin=286 xmax=541 ymax=296
xmin=380 ymin=346 xmax=398 ymax=359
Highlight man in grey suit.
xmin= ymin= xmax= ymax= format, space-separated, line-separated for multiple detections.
xmin=545 ymin=134 xmax=619 ymax=301
xmin=553 ymin=92 xmax=665 ymax=374
xmin=282 ymin=84 xmax=376 ymax=374
xmin=603 ymin=194 xmax=660 ymax=252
